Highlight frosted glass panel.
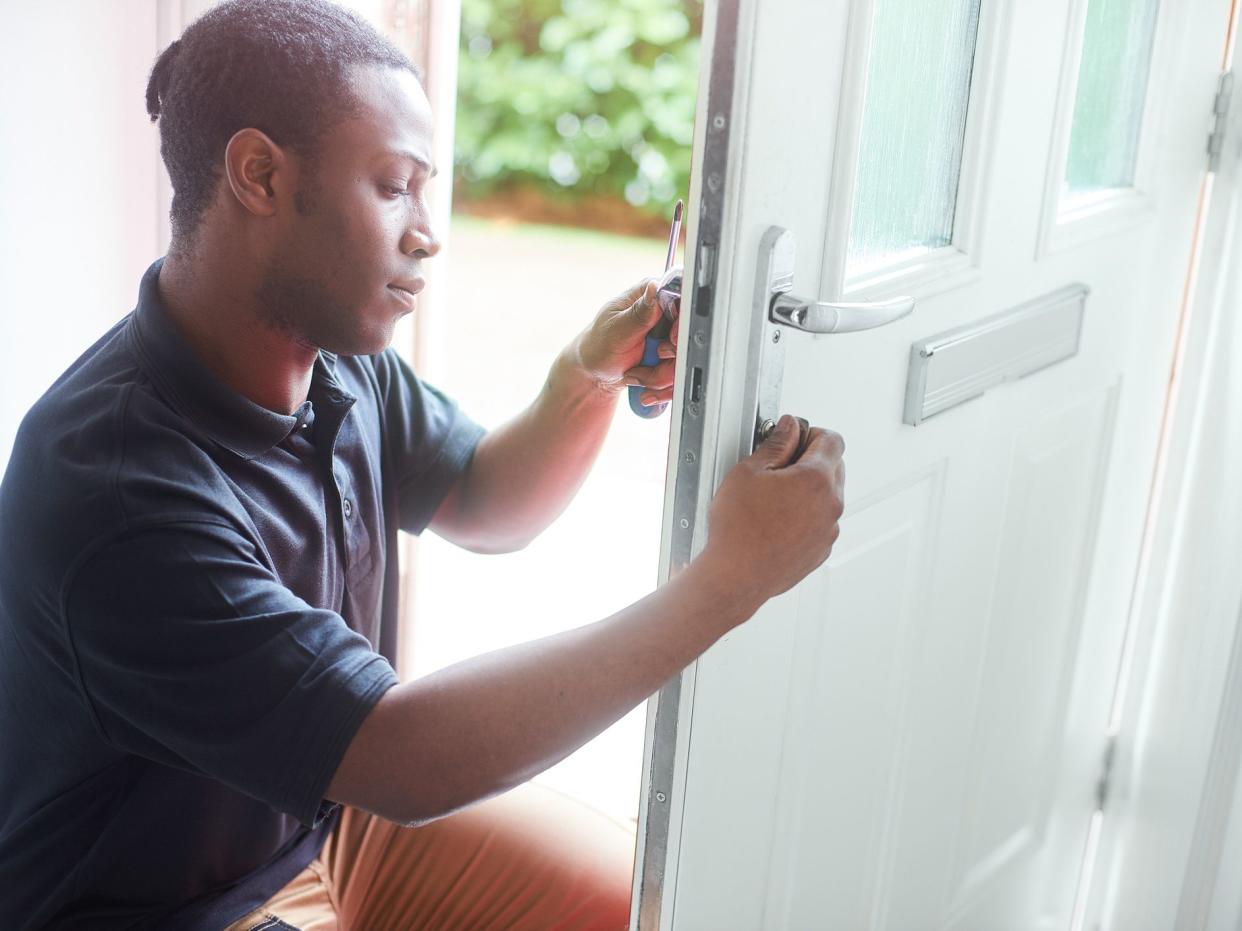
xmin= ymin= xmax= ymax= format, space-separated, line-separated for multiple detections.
xmin=1063 ymin=0 xmax=1160 ymax=201
xmin=846 ymin=0 xmax=982 ymax=279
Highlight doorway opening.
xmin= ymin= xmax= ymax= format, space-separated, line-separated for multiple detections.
xmin=405 ymin=0 xmax=704 ymax=831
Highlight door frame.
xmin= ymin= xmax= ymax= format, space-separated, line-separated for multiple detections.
xmin=1089 ymin=3 xmax=1242 ymax=923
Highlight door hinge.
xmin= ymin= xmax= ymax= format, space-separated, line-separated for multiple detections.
xmin=1095 ymin=734 xmax=1119 ymax=811
xmin=1208 ymin=70 xmax=1234 ymax=173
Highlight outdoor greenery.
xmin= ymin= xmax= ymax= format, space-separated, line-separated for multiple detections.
xmin=455 ymin=0 xmax=702 ymax=223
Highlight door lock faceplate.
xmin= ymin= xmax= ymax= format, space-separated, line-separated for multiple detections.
xmin=747 ymin=226 xmax=915 ymax=451
xmin=746 ymin=228 xmax=795 ymax=453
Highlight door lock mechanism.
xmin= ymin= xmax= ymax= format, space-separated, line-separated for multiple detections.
xmin=746 ymin=227 xmax=915 ymax=452
xmin=746 ymin=228 xmax=793 ymax=452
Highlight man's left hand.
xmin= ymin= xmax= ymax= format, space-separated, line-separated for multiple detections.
xmin=569 ymin=277 xmax=680 ymax=407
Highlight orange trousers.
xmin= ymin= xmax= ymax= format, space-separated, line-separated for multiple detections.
xmin=222 ymin=783 xmax=636 ymax=931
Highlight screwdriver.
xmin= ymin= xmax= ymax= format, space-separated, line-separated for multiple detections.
xmin=629 ymin=199 xmax=683 ymax=418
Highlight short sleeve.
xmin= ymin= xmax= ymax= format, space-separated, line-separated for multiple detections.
xmin=372 ymin=349 xmax=487 ymax=535
xmin=63 ymin=522 xmax=400 ymax=828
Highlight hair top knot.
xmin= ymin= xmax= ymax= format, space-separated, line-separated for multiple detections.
xmin=145 ymin=38 xmax=183 ymax=122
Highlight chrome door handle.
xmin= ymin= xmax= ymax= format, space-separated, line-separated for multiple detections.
xmin=745 ymin=226 xmax=916 ymax=453
xmin=770 ymin=293 xmax=914 ymax=333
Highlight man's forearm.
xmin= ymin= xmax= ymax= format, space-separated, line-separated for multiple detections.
xmin=327 ymin=553 xmax=765 ymax=826
xmin=443 ymin=347 xmax=623 ymax=552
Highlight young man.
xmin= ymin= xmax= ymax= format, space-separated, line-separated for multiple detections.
xmin=0 ymin=2 xmax=845 ymax=928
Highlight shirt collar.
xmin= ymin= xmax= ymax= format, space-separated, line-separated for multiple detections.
xmin=127 ymin=257 xmax=355 ymax=461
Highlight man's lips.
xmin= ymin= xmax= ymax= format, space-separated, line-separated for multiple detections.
xmin=387 ymin=280 xmax=424 ymax=307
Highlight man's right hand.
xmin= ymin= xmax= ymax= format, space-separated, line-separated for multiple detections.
xmin=328 ymin=413 xmax=843 ymax=827
xmin=697 ymin=413 xmax=845 ymax=613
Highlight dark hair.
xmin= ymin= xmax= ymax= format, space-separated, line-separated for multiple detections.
xmin=145 ymin=0 xmax=419 ymax=243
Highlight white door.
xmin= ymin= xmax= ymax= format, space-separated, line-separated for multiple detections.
xmin=634 ymin=0 xmax=1232 ymax=928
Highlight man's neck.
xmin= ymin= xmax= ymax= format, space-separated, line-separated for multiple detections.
xmin=158 ymin=248 xmax=318 ymax=416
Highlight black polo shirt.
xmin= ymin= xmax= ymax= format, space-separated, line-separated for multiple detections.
xmin=0 ymin=258 xmax=486 ymax=929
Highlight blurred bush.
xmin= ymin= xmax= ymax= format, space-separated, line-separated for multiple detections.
xmin=455 ymin=0 xmax=702 ymax=228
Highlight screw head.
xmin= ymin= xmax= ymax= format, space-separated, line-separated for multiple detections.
xmin=656 ymin=791 xmax=668 ymax=803
xmin=712 ymin=114 xmax=726 ymax=130
xmin=688 ymin=402 xmax=700 ymax=416
xmin=679 ymin=518 xmax=690 ymax=529
xmin=683 ymin=450 xmax=696 ymax=463
xmin=773 ymin=329 xmax=781 ymax=343
xmin=693 ymin=330 xmax=706 ymax=346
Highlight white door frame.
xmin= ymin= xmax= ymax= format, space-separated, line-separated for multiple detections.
xmin=1094 ymin=7 xmax=1242 ymax=923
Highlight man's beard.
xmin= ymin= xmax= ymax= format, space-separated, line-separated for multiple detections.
xmin=255 ymin=258 xmax=388 ymax=356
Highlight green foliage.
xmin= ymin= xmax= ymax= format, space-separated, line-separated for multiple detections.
xmin=455 ymin=0 xmax=702 ymax=220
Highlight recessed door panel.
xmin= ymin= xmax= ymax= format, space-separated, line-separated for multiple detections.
xmin=760 ymin=470 xmax=943 ymax=929
xmin=945 ymin=387 xmax=1119 ymax=926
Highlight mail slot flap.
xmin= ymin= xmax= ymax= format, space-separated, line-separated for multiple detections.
xmin=904 ymin=284 xmax=1088 ymax=426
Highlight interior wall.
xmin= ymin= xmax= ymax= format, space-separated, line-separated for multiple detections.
xmin=0 ymin=0 xmax=463 ymax=686
xmin=0 ymin=0 xmax=162 ymax=471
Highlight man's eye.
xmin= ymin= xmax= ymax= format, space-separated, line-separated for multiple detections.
xmin=384 ymin=184 xmax=411 ymax=197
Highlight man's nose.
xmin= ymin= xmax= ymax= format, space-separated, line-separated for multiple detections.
xmin=400 ymin=224 xmax=440 ymax=259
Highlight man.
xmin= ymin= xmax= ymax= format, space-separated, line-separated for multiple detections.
xmin=0 ymin=1 xmax=845 ymax=928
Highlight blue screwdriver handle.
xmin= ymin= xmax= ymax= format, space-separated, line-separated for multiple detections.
xmin=628 ymin=334 xmax=667 ymax=418
xmin=635 ymin=202 xmax=683 ymax=418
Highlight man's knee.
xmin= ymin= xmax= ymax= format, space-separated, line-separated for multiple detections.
xmin=444 ymin=782 xmax=636 ymax=927
xmin=334 ymin=781 xmax=637 ymax=929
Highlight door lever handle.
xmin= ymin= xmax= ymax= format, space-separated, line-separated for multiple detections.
xmin=745 ymin=225 xmax=916 ymax=454
xmin=770 ymin=293 xmax=914 ymax=333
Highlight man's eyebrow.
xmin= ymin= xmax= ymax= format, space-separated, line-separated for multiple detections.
xmin=385 ymin=149 xmax=438 ymax=177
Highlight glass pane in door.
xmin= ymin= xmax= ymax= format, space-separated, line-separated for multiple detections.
xmin=846 ymin=0 xmax=983 ymax=279
xmin=1062 ymin=0 xmax=1160 ymax=202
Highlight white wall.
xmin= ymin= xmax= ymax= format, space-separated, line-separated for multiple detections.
xmin=0 ymin=0 xmax=451 ymax=476
xmin=0 ymin=0 xmax=162 ymax=470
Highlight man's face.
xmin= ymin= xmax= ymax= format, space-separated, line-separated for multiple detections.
xmin=256 ymin=64 xmax=438 ymax=356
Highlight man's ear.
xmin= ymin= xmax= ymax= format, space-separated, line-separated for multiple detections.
xmin=222 ymin=128 xmax=288 ymax=219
